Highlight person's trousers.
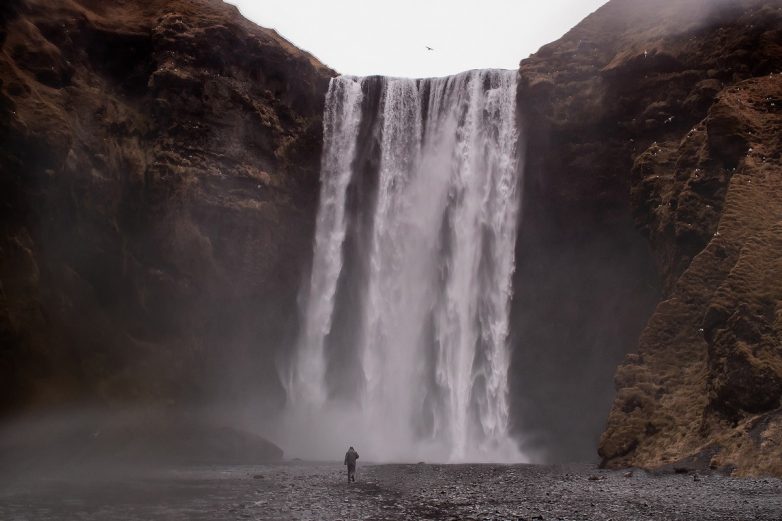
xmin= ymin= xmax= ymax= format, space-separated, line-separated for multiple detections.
xmin=347 ymin=464 xmax=356 ymax=482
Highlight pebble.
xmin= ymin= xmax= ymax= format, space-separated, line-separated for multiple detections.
xmin=2 ymin=463 xmax=782 ymax=520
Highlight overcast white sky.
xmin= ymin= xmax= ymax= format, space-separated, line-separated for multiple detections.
xmin=228 ymin=0 xmax=608 ymax=78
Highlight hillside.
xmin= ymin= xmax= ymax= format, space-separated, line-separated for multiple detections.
xmin=514 ymin=0 xmax=782 ymax=475
xmin=0 ymin=0 xmax=333 ymax=413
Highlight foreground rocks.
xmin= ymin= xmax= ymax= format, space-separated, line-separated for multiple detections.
xmin=2 ymin=462 xmax=781 ymax=520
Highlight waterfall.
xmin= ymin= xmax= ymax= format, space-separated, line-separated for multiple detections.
xmin=282 ymin=69 xmax=525 ymax=463
xmin=288 ymin=77 xmax=364 ymax=405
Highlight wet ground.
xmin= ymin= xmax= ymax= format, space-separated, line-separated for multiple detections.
xmin=1 ymin=462 xmax=781 ymax=520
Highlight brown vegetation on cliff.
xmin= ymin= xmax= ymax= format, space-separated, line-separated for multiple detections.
xmin=605 ymin=73 xmax=782 ymax=477
xmin=0 ymin=0 xmax=333 ymax=414
xmin=517 ymin=0 xmax=782 ymax=475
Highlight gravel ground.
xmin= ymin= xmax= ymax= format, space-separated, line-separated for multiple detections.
xmin=1 ymin=462 xmax=781 ymax=520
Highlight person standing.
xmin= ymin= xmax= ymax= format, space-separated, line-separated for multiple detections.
xmin=343 ymin=446 xmax=359 ymax=482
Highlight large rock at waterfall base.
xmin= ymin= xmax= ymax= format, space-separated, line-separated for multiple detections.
xmin=0 ymin=411 xmax=284 ymax=469
xmin=0 ymin=0 xmax=333 ymax=414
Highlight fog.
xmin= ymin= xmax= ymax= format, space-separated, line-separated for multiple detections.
xmin=0 ymin=406 xmax=285 ymax=478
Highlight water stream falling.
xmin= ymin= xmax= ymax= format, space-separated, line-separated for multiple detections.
xmin=281 ymin=69 xmax=525 ymax=463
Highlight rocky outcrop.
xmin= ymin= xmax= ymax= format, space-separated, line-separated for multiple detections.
xmin=514 ymin=0 xmax=782 ymax=474
xmin=602 ymin=73 xmax=782 ymax=477
xmin=0 ymin=0 xmax=333 ymax=414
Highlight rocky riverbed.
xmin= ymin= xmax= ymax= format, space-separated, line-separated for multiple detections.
xmin=1 ymin=462 xmax=781 ymax=520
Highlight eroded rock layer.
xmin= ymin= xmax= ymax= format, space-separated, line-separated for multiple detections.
xmin=0 ymin=0 xmax=333 ymax=413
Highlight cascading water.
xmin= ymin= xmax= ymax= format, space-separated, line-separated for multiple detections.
xmin=287 ymin=77 xmax=364 ymax=406
xmin=281 ymin=69 xmax=525 ymax=463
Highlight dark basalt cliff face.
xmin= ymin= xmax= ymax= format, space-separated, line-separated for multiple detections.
xmin=0 ymin=0 xmax=333 ymax=414
xmin=515 ymin=0 xmax=782 ymax=475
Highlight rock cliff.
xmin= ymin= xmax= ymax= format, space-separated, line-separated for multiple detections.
xmin=514 ymin=0 xmax=782 ymax=475
xmin=3 ymin=0 xmax=782 ymax=477
xmin=0 ymin=0 xmax=333 ymax=414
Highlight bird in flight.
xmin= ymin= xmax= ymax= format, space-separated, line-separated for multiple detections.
xmin=425 ymin=46 xmax=434 ymax=51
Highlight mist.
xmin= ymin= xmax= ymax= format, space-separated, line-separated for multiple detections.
xmin=276 ymin=71 xmax=524 ymax=463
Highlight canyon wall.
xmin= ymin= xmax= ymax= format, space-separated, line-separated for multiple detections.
xmin=514 ymin=0 xmax=782 ymax=474
xmin=0 ymin=0 xmax=333 ymax=415
xmin=2 ymin=0 xmax=782 ymax=476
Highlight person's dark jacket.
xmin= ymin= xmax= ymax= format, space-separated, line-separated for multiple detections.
xmin=344 ymin=448 xmax=359 ymax=467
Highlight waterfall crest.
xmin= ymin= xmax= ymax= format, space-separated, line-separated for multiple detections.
xmin=282 ymin=69 xmax=525 ymax=463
